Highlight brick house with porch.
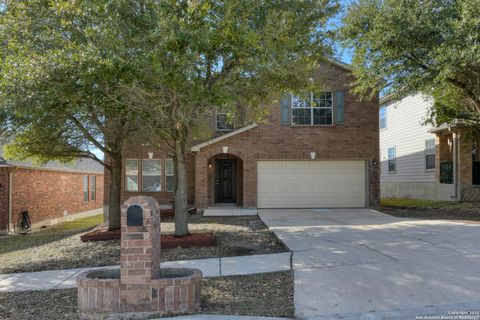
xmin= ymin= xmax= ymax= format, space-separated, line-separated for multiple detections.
xmin=431 ymin=124 xmax=480 ymax=201
xmin=107 ymin=60 xmax=380 ymax=213
xmin=0 ymin=154 xmax=104 ymax=235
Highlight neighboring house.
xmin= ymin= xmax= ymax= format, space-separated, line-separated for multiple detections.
xmin=0 ymin=152 xmax=104 ymax=235
xmin=106 ymin=61 xmax=379 ymax=212
xmin=379 ymin=93 xmax=480 ymax=201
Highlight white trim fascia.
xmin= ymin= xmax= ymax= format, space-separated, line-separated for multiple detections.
xmin=191 ymin=123 xmax=257 ymax=152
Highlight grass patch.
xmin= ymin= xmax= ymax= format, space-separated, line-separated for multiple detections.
xmin=0 ymin=271 xmax=294 ymax=319
xmin=0 ymin=214 xmax=103 ymax=255
xmin=380 ymin=198 xmax=452 ymax=209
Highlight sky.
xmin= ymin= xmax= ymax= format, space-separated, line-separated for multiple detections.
xmin=331 ymin=0 xmax=355 ymax=64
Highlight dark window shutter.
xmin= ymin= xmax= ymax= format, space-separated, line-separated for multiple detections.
xmin=280 ymin=94 xmax=291 ymax=125
xmin=335 ymin=91 xmax=344 ymax=125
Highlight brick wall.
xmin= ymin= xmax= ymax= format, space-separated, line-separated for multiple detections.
xmin=0 ymin=168 xmax=10 ymax=234
xmin=195 ymin=62 xmax=379 ymax=208
xmin=116 ymin=61 xmax=380 ymax=209
xmin=10 ymin=167 xmax=104 ymax=228
xmin=113 ymin=143 xmax=196 ymax=207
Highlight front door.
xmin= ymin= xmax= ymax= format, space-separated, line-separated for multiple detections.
xmin=215 ymin=159 xmax=236 ymax=203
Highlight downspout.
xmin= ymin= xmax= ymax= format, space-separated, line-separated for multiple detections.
xmin=452 ymin=134 xmax=459 ymax=200
xmin=8 ymin=171 xmax=12 ymax=234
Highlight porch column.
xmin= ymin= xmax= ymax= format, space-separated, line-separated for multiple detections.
xmin=458 ymin=130 xmax=473 ymax=190
xmin=195 ymin=155 xmax=208 ymax=210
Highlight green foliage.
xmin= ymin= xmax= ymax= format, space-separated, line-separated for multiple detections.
xmin=341 ymin=0 xmax=480 ymax=129
xmin=119 ymin=0 xmax=339 ymax=144
xmin=0 ymin=1 xmax=148 ymax=164
xmin=0 ymin=0 xmax=338 ymax=233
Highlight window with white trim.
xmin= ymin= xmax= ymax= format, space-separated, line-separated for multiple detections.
xmin=379 ymin=106 xmax=387 ymax=129
xmin=165 ymin=158 xmax=175 ymax=192
xmin=425 ymin=139 xmax=436 ymax=169
xmin=388 ymin=147 xmax=396 ymax=172
xmin=216 ymin=106 xmax=235 ymax=131
xmin=83 ymin=175 xmax=89 ymax=201
xmin=292 ymin=91 xmax=333 ymax=125
xmin=142 ymin=159 xmax=162 ymax=192
xmin=90 ymin=175 xmax=96 ymax=201
xmin=125 ymin=159 xmax=139 ymax=192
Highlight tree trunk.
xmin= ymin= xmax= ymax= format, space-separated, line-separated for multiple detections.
xmin=174 ymin=141 xmax=190 ymax=237
xmin=108 ymin=156 xmax=122 ymax=230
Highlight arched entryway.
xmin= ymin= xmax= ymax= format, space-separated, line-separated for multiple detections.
xmin=207 ymin=154 xmax=244 ymax=207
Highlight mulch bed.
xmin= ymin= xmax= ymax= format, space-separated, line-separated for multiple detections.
xmin=161 ymin=233 xmax=215 ymax=249
xmin=80 ymin=228 xmax=215 ymax=249
xmin=0 ymin=271 xmax=294 ymax=320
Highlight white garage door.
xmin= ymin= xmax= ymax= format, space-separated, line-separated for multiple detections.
xmin=257 ymin=160 xmax=366 ymax=208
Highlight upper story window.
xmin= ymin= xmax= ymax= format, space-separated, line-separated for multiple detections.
xmin=388 ymin=147 xmax=396 ymax=172
xmin=291 ymin=91 xmax=333 ymax=126
xmin=216 ymin=106 xmax=235 ymax=131
xmin=142 ymin=159 xmax=162 ymax=192
xmin=379 ymin=106 xmax=387 ymax=130
xmin=125 ymin=159 xmax=139 ymax=192
xmin=425 ymin=139 xmax=436 ymax=170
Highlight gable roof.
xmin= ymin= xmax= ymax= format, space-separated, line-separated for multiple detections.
xmin=326 ymin=58 xmax=352 ymax=71
xmin=191 ymin=123 xmax=257 ymax=152
xmin=0 ymin=146 xmax=104 ymax=174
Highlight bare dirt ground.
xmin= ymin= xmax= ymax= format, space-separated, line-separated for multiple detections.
xmin=380 ymin=198 xmax=480 ymax=223
xmin=0 ymin=271 xmax=294 ymax=319
xmin=0 ymin=214 xmax=288 ymax=274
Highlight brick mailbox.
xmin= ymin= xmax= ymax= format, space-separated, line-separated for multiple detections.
xmin=77 ymin=196 xmax=202 ymax=319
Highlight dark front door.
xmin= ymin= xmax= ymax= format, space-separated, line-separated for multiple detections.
xmin=215 ymin=159 xmax=236 ymax=203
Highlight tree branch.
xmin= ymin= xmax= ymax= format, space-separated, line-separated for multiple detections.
xmin=69 ymin=116 xmax=112 ymax=156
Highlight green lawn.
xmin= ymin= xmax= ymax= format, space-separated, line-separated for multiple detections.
xmin=0 ymin=215 xmax=104 ymax=255
xmin=380 ymin=198 xmax=453 ymax=209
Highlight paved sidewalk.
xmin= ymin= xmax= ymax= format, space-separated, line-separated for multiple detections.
xmin=0 ymin=252 xmax=291 ymax=292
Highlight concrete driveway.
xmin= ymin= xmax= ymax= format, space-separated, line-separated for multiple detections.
xmin=258 ymin=209 xmax=480 ymax=320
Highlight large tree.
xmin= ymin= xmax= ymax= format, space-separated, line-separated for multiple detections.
xmin=340 ymin=0 xmax=480 ymax=129
xmin=0 ymin=1 xmax=149 ymax=229
xmin=0 ymin=0 xmax=338 ymax=236
xmin=117 ymin=0 xmax=339 ymax=236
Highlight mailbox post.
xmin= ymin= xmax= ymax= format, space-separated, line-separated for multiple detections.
xmin=77 ymin=195 xmax=201 ymax=318
xmin=120 ymin=196 xmax=161 ymax=312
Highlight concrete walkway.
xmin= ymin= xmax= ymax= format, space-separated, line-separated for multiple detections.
xmin=259 ymin=208 xmax=480 ymax=320
xmin=164 ymin=316 xmax=293 ymax=320
xmin=0 ymin=252 xmax=291 ymax=292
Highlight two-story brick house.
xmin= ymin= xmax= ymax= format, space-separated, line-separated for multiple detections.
xmin=109 ymin=60 xmax=379 ymax=212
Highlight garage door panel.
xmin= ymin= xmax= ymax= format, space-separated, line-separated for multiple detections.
xmin=257 ymin=160 xmax=366 ymax=208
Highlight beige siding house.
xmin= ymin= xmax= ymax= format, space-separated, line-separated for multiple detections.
xmin=379 ymin=94 xmax=455 ymax=200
